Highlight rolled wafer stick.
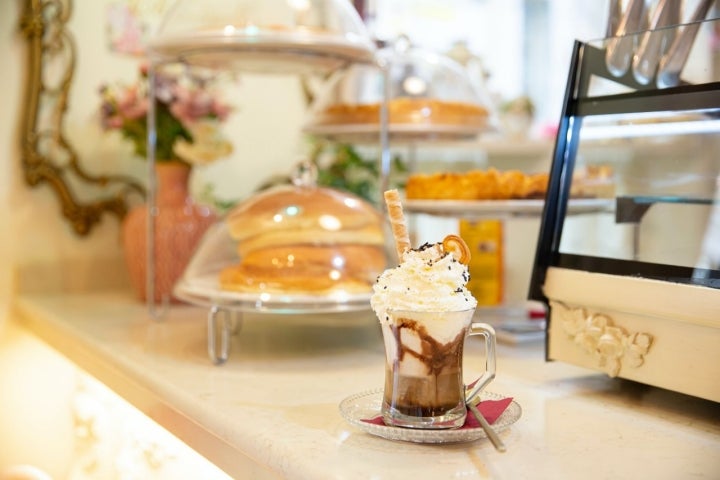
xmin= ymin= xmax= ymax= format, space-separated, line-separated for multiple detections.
xmin=383 ymin=189 xmax=411 ymax=261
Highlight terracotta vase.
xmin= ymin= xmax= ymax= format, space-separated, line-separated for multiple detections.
xmin=122 ymin=162 xmax=216 ymax=303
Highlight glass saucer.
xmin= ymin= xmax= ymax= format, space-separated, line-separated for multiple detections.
xmin=338 ymin=388 xmax=521 ymax=444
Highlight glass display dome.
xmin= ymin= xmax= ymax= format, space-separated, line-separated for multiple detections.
xmin=174 ymin=166 xmax=390 ymax=313
xmin=304 ymin=36 xmax=494 ymax=141
xmin=147 ymin=0 xmax=376 ymax=74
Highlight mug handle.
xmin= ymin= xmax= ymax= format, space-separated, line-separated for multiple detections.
xmin=465 ymin=322 xmax=497 ymax=402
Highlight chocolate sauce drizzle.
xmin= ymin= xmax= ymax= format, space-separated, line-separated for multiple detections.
xmin=392 ymin=317 xmax=465 ymax=376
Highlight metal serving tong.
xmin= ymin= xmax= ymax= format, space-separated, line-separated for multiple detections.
xmin=656 ymin=0 xmax=714 ymax=88
xmin=605 ymin=0 xmax=649 ymax=77
xmin=632 ymin=0 xmax=681 ymax=85
xmin=605 ymin=0 xmax=714 ymax=88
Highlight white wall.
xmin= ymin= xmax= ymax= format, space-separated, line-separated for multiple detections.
xmin=0 ymin=0 xmax=20 ymax=324
xmin=373 ymin=0 xmax=612 ymax=128
xmin=1 ymin=0 xmax=142 ymax=311
xmin=373 ymin=0 xmax=526 ymax=101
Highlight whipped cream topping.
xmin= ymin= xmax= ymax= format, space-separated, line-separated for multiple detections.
xmin=371 ymin=242 xmax=477 ymax=323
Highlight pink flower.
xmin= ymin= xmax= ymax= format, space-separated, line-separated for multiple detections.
xmin=170 ymin=87 xmax=213 ymax=124
xmin=103 ymin=115 xmax=124 ymax=129
xmin=211 ymin=99 xmax=232 ymax=121
xmin=117 ymin=85 xmax=148 ymax=120
xmin=97 ymin=65 xmax=233 ymax=164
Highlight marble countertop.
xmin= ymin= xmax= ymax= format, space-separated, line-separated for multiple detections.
xmin=13 ymin=292 xmax=720 ymax=479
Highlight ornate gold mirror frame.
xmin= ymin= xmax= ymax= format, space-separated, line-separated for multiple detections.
xmin=19 ymin=0 xmax=144 ymax=236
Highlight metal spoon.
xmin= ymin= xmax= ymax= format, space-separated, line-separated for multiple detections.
xmin=467 ymin=396 xmax=506 ymax=453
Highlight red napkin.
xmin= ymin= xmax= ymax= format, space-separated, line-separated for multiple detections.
xmin=362 ymin=397 xmax=513 ymax=429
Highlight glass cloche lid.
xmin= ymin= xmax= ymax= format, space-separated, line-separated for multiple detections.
xmin=304 ymin=36 xmax=494 ymax=141
xmin=147 ymin=0 xmax=376 ymax=74
xmin=173 ymin=162 xmax=390 ymax=313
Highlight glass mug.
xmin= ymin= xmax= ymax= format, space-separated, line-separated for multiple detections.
xmin=379 ymin=308 xmax=496 ymax=429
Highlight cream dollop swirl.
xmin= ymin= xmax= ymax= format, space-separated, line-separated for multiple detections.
xmin=371 ymin=242 xmax=477 ymax=323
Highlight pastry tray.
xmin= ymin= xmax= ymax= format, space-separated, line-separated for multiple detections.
xmin=404 ymin=197 xmax=615 ymax=218
xmin=149 ymin=31 xmax=375 ymax=73
xmin=174 ymin=274 xmax=373 ymax=314
xmin=303 ymin=122 xmax=491 ymax=143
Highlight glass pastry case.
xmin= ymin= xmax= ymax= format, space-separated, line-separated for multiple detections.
xmin=304 ymin=35 xmax=494 ymax=143
xmin=174 ymin=164 xmax=389 ymax=312
xmin=148 ymin=0 xmax=376 ymax=73
xmin=142 ymin=0 xmax=385 ymax=336
xmin=528 ymin=17 xmax=720 ymax=402
xmin=173 ymin=162 xmax=391 ymax=363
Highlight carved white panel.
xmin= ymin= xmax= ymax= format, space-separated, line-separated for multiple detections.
xmin=550 ymin=301 xmax=653 ymax=377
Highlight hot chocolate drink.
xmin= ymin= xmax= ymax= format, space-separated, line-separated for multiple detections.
xmin=382 ymin=315 xmax=467 ymax=417
xmin=377 ymin=308 xmax=477 ymax=428
xmin=372 ymin=189 xmax=495 ymax=429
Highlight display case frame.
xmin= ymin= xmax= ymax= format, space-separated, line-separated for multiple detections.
xmin=528 ymin=19 xmax=720 ymax=402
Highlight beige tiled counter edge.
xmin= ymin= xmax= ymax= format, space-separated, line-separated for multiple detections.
xmin=11 ymin=290 xmax=720 ymax=480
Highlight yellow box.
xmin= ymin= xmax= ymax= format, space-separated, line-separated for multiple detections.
xmin=459 ymin=219 xmax=504 ymax=306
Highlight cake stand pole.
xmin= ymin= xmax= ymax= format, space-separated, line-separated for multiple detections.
xmin=208 ymin=306 xmax=239 ymax=365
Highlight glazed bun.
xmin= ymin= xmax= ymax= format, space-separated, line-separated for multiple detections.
xmin=226 ymin=187 xmax=383 ymax=242
xmin=219 ymin=245 xmax=386 ymax=293
xmin=220 ymin=185 xmax=387 ymax=295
